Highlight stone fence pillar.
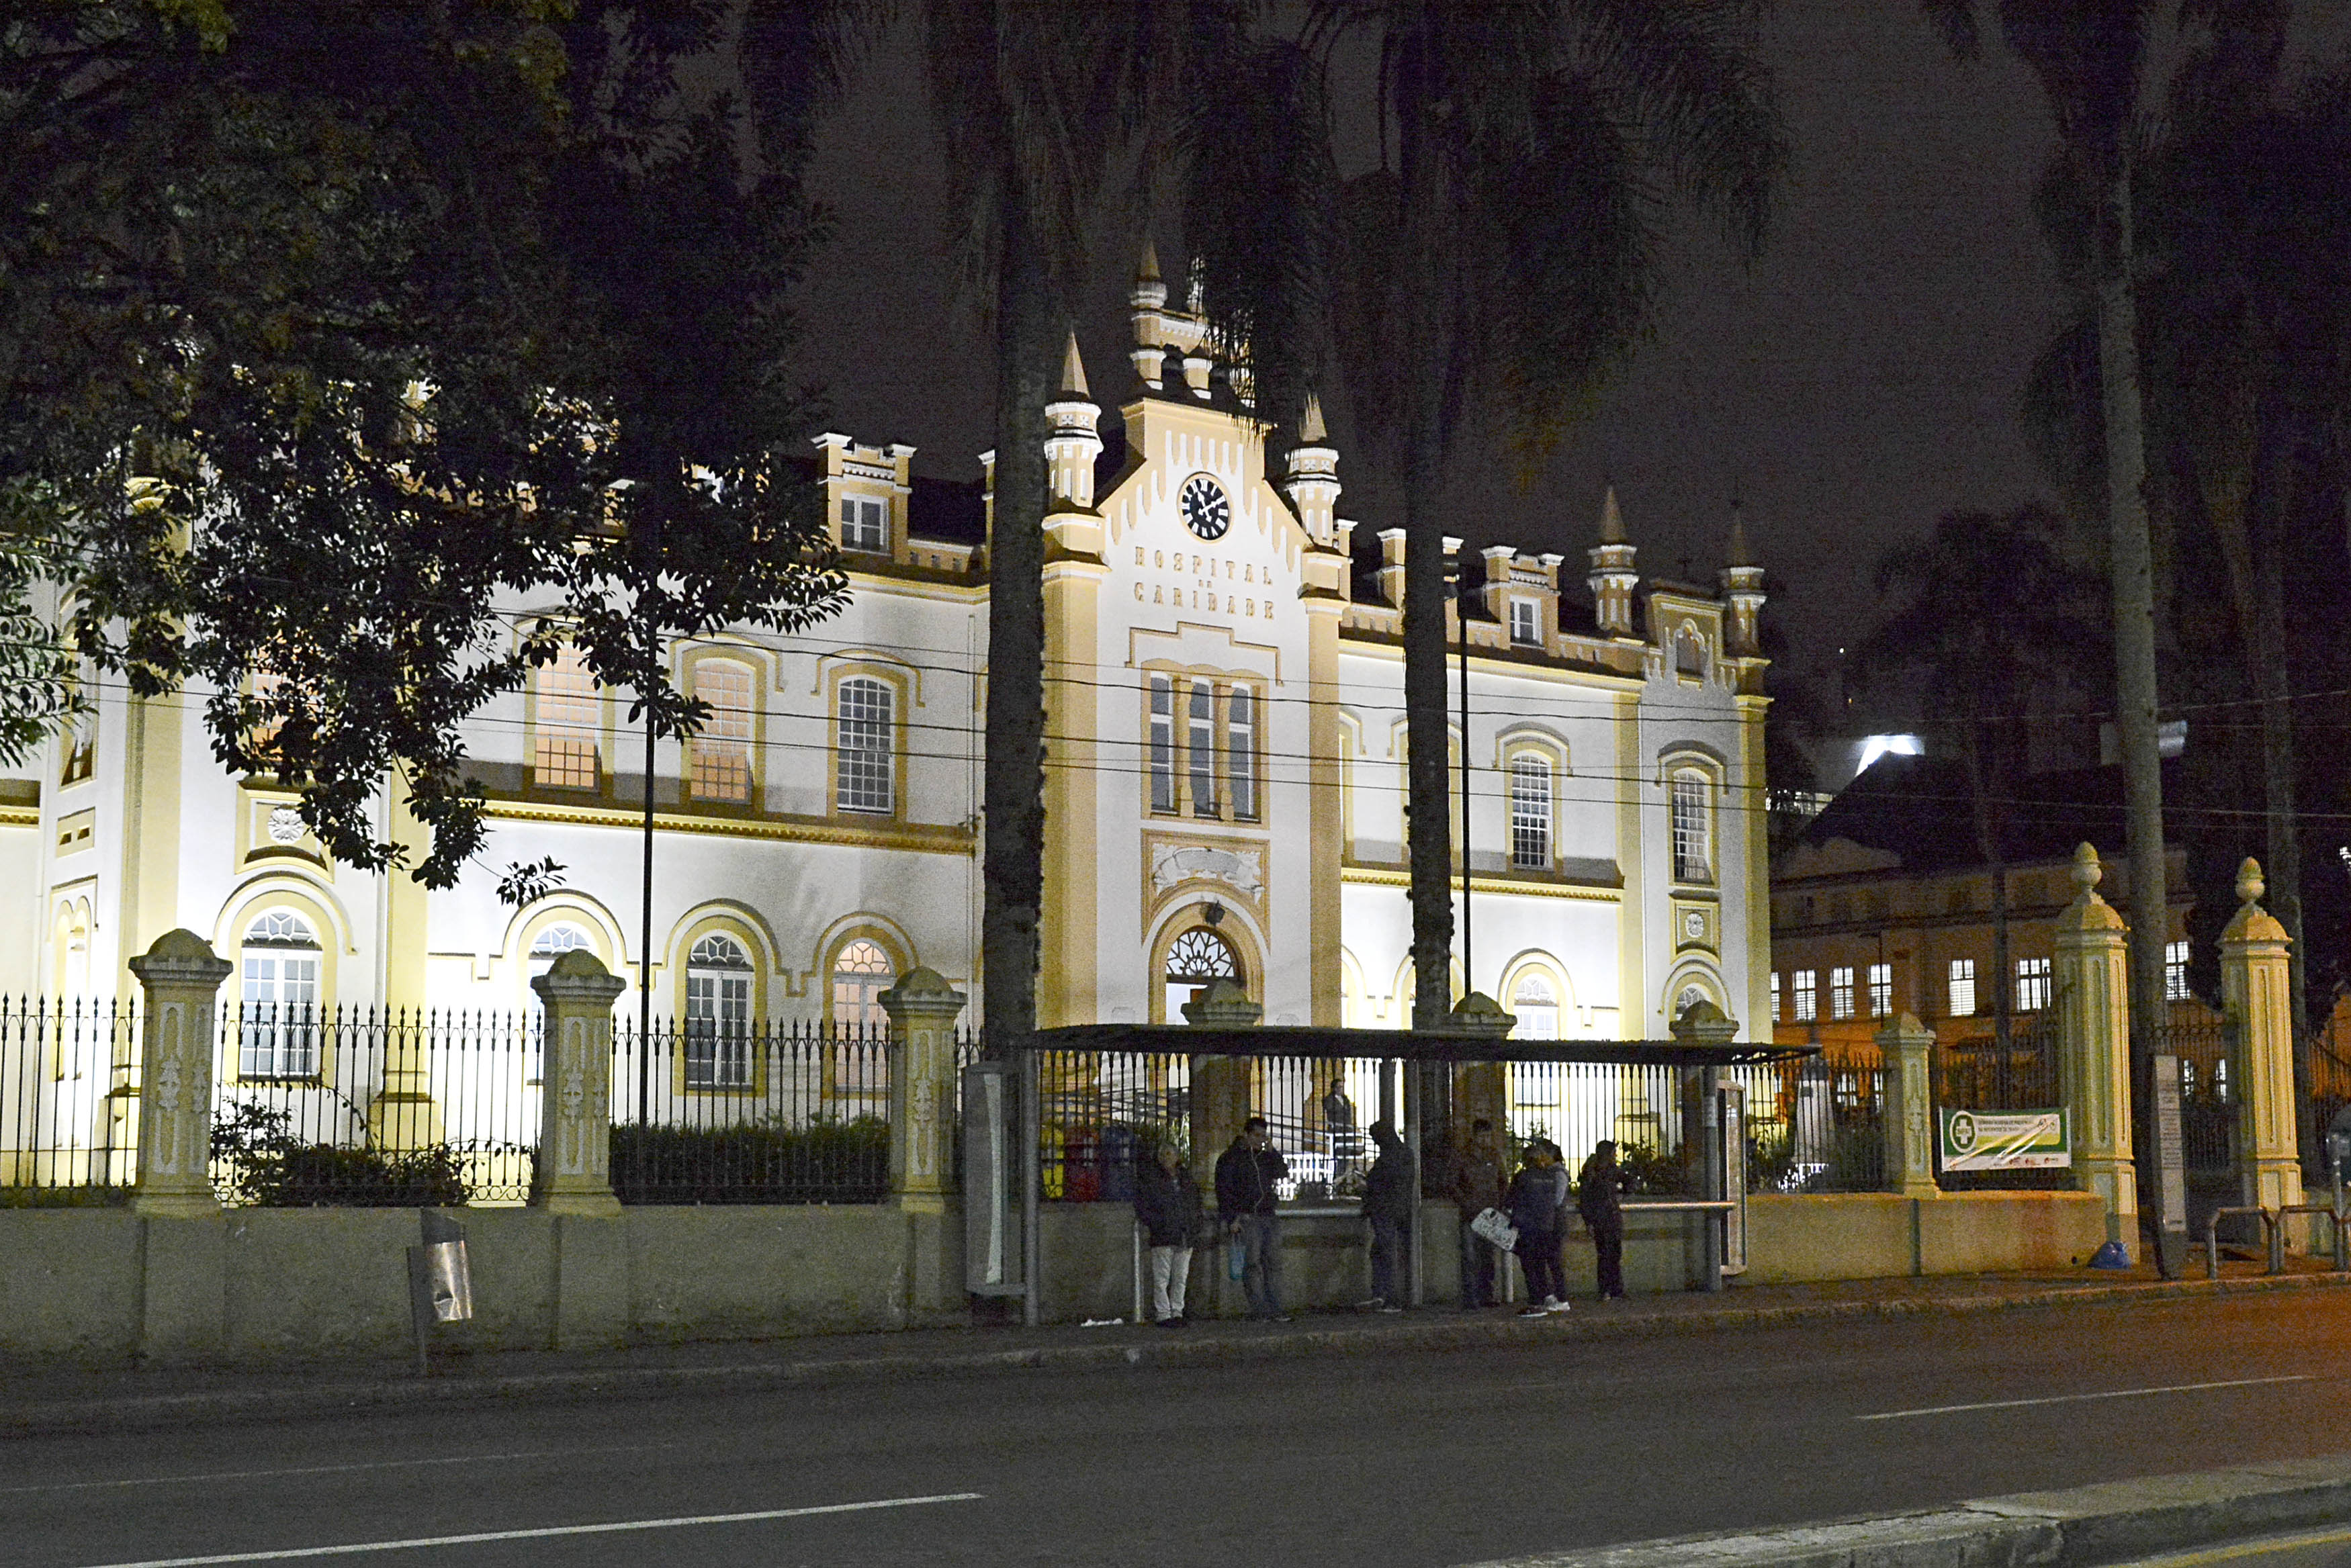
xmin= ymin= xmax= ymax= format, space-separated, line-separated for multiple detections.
xmin=2055 ymin=843 xmax=2137 ymax=1246
xmin=531 ymin=950 xmax=626 ymax=1215
xmin=2221 ymin=858 xmax=2303 ymax=1218
xmin=881 ymin=967 xmax=967 ymax=1211
xmin=130 ymin=929 xmax=233 ymax=1217
xmin=1875 ymin=1013 xmax=1939 ymax=1199
xmin=1447 ymin=993 xmax=1515 ymax=1146
xmin=1185 ymin=978 xmax=1261 ymax=1189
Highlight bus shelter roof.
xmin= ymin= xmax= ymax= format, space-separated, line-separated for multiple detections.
xmin=1027 ymin=1025 xmax=1816 ymax=1068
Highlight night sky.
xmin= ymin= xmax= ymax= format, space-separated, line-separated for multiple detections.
xmin=791 ymin=3 xmax=2346 ymax=712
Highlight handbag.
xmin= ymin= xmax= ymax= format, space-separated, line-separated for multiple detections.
xmin=1469 ymin=1206 xmax=1519 ymax=1253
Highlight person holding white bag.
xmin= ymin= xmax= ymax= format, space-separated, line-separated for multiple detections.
xmin=1446 ymin=1118 xmax=1508 ymax=1309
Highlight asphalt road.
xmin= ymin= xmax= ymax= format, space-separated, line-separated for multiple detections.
xmin=13 ymin=1293 xmax=2351 ymax=1568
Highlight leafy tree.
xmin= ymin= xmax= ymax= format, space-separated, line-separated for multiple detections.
xmin=1 ymin=1 xmax=852 ymax=886
xmin=1184 ymin=2 xmax=1785 ymax=1033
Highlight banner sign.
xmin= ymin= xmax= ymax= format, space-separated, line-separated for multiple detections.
xmin=1940 ymin=1108 xmax=2070 ymax=1170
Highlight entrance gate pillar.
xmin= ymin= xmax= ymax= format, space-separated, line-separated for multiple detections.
xmin=882 ymin=968 xmax=969 ymax=1211
xmin=130 ymin=929 xmax=233 ymax=1218
xmin=2055 ymin=843 xmax=2137 ymax=1246
xmin=1874 ymin=1013 xmax=1939 ymax=1199
xmin=2221 ymin=859 xmax=2303 ymax=1223
xmin=530 ymin=950 xmax=626 ymax=1216
xmin=1184 ymin=979 xmax=1262 ymax=1188
xmin=1446 ymin=994 xmax=1514 ymax=1145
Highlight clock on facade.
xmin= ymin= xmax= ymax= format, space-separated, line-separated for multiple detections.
xmin=1180 ymin=474 xmax=1231 ymax=540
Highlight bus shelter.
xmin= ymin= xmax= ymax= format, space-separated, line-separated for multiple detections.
xmin=964 ymin=1017 xmax=1818 ymax=1324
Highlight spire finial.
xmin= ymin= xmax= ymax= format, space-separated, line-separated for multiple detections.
xmin=1298 ymin=394 xmax=1327 ymax=445
xmin=1137 ymin=239 xmax=1162 ymax=285
xmin=1059 ymin=330 xmax=1089 ymax=398
xmin=1726 ymin=502 xmax=1755 ymax=569
xmin=1599 ymin=486 xmax=1626 ymax=545
xmin=2237 ymin=856 xmax=2266 ymax=909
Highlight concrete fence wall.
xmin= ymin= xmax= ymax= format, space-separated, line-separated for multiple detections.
xmin=1 ymin=1189 xmax=2110 ymax=1363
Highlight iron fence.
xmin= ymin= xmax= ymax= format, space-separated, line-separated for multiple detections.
xmin=211 ymin=1005 xmax=539 ymax=1205
xmin=0 ymin=997 xmax=140 ymax=1201
xmin=609 ymin=1019 xmax=897 ymax=1203
xmin=1936 ymin=1021 xmax=2059 ymax=1111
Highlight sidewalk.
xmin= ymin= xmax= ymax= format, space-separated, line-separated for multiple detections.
xmin=5 ymin=1261 xmax=2345 ymax=1438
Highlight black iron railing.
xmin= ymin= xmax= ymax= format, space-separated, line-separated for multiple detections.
xmin=0 ymin=997 xmax=140 ymax=1203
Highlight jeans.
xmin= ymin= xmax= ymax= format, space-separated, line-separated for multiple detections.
xmin=1369 ymin=1213 xmax=1406 ymax=1303
xmin=1519 ymin=1229 xmax=1565 ymax=1303
xmin=1238 ymin=1213 xmax=1284 ymax=1316
xmin=1591 ymin=1216 xmax=1624 ymax=1298
xmin=1459 ymin=1221 xmax=1497 ymax=1307
xmin=1149 ymin=1245 xmax=1193 ymax=1320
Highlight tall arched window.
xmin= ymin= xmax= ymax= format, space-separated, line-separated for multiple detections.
xmin=240 ymin=911 xmax=320 ymax=1078
xmin=836 ymin=677 xmax=895 ymax=814
xmin=1670 ymin=770 xmax=1713 ymax=884
xmin=688 ymin=660 xmax=755 ymax=804
xmin=1511 ymin=973 xmax=1560 ymax=1040
xmin=1165 ymin=927 xmax=1240 ymax=1022
xmin=684 ymin=932 xmax=753 ymax=1088
xmin=830 ymin=939 xmax=895 ymax=1098
xmin=1509 ymin=755 xmax=1552 ymax=869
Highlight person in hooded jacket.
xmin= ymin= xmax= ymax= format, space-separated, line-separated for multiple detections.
xmin=1134 ymin=1142 xmax=1206 ymax=1326
xmin=1577 ymin=1138 xmax=1629 ymax=1300
xmin=1506 ymin=1140 xmax=1572 ymax=1314
xmin=1214 ymin=1117 xmax=1290 ymax=1320
xmin=1358 ymin=1118 xmax=1411 ymax=1311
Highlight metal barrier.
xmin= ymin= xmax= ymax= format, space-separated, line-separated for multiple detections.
xmin=2275 ymin=1203 xmax=2350 ymax=1273
xmin=2205 ymin=1205 xmax=2280 ymax=1280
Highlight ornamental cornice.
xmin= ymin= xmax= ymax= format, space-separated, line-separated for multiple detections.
xmin=479 ymin=795 xmax=974 ymax=855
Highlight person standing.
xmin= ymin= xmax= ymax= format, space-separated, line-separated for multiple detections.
xmin=1446 ymin=1117 xmax=1507 ymax=1309
xmin=1577 ymin=1138 xmax=1629 ymax=1301
xmin=1135 ymin=1142 xmax=1205 ymax=1327
xmin=1507 ymin=1140 xmax=1571 ymax=1315
xmin=1214 ymin=1115 xmax=1290 ymax=1321
xmin=1358 ymin=1119 xmax=1411 ymax=1312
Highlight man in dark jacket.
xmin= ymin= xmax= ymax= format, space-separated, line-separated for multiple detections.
xmin=1214 ymin=1116 xmax=1290 ymax=1320
xmin=1134 ymin=1143 xmax=1205 ymax=1326
xmin=1577 ymin=1139 xmax=1628 ymax=1300
xmin=1446 ymin=1117 xmax=1507 ymax=1309
xmin=1358 ymin=1119 xmax=1411 ymax=1311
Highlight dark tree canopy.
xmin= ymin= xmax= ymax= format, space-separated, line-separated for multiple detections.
xmin=1 ymin=0 xmax=854 ymax=886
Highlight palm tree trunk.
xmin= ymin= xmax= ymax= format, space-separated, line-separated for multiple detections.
xmin=2096 ymin=165 xmax=2174 ymax=1270
xmin=1402 ymin=439 xmax=1454 ymax=1032
xmin=2252 ymin=446 xmax=2312 ymax=1167
xmin=980 ymin=198 xmax=1054 ymax=1056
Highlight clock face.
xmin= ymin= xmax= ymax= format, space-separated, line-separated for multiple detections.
xmin=1180 ymin=474 xmax=1231 ymax=541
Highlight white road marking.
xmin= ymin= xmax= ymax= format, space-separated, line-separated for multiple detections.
xmin=1 ymin=1443 xmax=678 ymax=1496
xmin=1859 ymin=1374 xmax=2312 ymax=1421
xmin=73 ymin=1491 xmax=986 ymax=1567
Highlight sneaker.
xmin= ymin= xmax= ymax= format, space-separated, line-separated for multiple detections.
xmin=1155 ymin=1316 xmax=1184 ymax=1329
xmin=1518 ymin=1305 xmax=1549 ymax=1318
xmin=1356 ymin=1297 xmax=1388 ymax=1311
xmin=1378 ymin=1302 xmax=1403 ymax=1315
xmin=1546 ymin=1298 xmax=1572 ymax=1314
xmin=1270 ymin=1313 xmax=1293 ymax=1323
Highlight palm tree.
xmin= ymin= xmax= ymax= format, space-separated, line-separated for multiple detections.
xmin=1851 ymin=508 xmax=2109 ymax=1061
xmin=1922 ymin=0 xmax=2176 ymax=1260
xmin=1185 ymin=3 xmax=1785 ymax=1036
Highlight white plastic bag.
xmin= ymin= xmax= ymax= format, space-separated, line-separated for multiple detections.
xmin=1470 ymin=1206 xmax=1519 ymax=1253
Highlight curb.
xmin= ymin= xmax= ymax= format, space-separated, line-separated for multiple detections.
xmin=1456 ymin=1452 xmax=2351 ymax=1567
xmin=5 ymin=1270 xmax=2345 ymax=1439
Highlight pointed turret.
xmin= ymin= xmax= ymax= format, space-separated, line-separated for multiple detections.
xmin=1719 ymin=500 xmax=1765 ymax=657
xmin=1137 ymin=239 xmax=1162 ymax=288
xmin=1587 ymin=487 xmax=1639 ymax=637
xmin=1282 ymin=395 xmax=1340 ymax=546
xmin=1045 ymin=329 xmax=1102 ymax=512
xmin=1129 ymin=240 xmax=1170 ymax=387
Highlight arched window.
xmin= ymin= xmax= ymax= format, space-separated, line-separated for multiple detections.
xmin=240 ymin=911 xmax=320 ymax=1078
xmin=684 ymin=932 xmax=753 ymax=1088
xmin=830 ymin=939 xmax=894 ymax=1098
xmin=688 ymin=659 xmax=755 ymax=804
xmin=1165 ymin=927 xmax=1240 ymax=1022
xmin=1509 ymin=755 xmax=1552 ymax=869
xmin=1676 ymin=982 xmax=1709 ymax=1021
xmin=836 ymin=677 xmax=895 ymax=814
xmin=528 ymin=922 xmax=593 ymax=980
xmin=1670 ymin=770 xmax=1713 ymax=884
xmin=1511 ymin=973 xmax=1560 ymax=1040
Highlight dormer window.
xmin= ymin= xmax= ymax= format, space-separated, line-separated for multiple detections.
xmin=1509 ymin=598 xmax=1540 ymax=647
xmin=840 ymin=496 xmax=887 ymax=553
xmin=1675 ymin=628 xmax=1705 ymax=678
